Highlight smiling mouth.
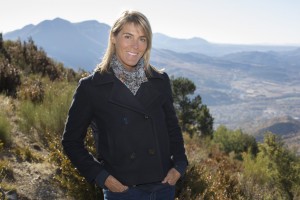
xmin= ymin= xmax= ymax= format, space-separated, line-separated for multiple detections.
xmin=128 ymin=52 xmax=138 ymax=56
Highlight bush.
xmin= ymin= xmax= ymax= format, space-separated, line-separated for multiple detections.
xmin=17 ymin=77 xmax=45 ymax=104
xmin=0 ymin=112 xmax=12 ymax=147
xmin=13 ymin=146 xmax=43 ymax=163
xmin=49 ymin=129 xmax=102 ymax=200
xmin=0 ymin=59 xmax=21 ymax=96
xmin=242 ymin=132 xmax=300 ymax=199
xmin=213 ymin=125 xmax=258 ymax=159
xmin=18 ymin=79 xmax=75 ymax=146
xmin=0 ymin=160 xmax=14 ymax=181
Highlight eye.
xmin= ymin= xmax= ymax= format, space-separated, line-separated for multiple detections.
xmin=124 ymin=34 xmax=132 ymax=39
xmin=140 ymin=37 xmax=147 ymax=43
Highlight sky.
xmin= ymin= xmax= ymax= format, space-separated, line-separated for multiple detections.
xmin=1 ymin=0 xmax=300 ymax=45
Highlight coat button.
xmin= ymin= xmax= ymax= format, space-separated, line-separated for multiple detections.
xmin=130 ymin=152 xmax=136 ymax=160
xmin=148 ymin=148 xmax=155 ymax=155
xmin=144 ymin=115 xmax=149 ymax=119
xmin=123 ymin=117 xmax=129 ymax=125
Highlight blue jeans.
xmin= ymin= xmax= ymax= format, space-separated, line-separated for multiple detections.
xmin=103 ymin=185 xmax=175 ymax=200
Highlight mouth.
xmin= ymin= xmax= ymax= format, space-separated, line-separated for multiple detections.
xmin=127 ymin=52 xmax=138 ymax=56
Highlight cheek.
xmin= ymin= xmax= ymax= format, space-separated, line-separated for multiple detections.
xmin=139 ymin=43 xmax=147 ymax=52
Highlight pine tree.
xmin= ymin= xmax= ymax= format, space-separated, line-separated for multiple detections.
xmin=171 ymin=76 xmax=214 ymax=137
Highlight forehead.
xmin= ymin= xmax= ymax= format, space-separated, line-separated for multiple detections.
xmin=120 ymin=22 xmax=146 ymax=35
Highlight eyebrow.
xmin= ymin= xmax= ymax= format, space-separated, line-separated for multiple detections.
xmin=122 ymin=32 xmax=146 ymax=38
xmin=123 ymin=32 xmax=134 ymax=36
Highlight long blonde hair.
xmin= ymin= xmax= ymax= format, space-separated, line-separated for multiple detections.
xmin=95 ymin=10 xmax=155 ymax=75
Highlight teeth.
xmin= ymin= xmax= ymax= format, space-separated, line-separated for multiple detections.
xmin=128 ymin=52 xmax=138 ymax=56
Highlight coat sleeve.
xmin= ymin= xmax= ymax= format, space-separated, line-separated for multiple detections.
xmin=61 ymin=77 xmax=105 ymax=183
xmin=162 ymin=73 xmax=188 ymax=166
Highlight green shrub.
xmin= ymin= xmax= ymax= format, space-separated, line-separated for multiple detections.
xmin=0 ymin=112 xmax=12 ymax=147
xmin=49 ymin=130 xmax=102 ymax=200
xmin=213 ymin=125 xmax=258 ymax=159
xmin=242 ymin=132 xmax=300 ymax=199
xmin=18 ymin=79 xmax=75 ymax=146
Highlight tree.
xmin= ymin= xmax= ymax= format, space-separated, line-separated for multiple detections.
xmin=213 ymin=125 xmax=258 ymax=158
xmin=0 ymin=33 xmax=10 ymax=61
xmin=243 ymin=132 xmax=300 ymax=199
xmin=0 ymin=33 xmax=3 ymax=51
xmin=171 ymin=76 xmax=214 ymax=137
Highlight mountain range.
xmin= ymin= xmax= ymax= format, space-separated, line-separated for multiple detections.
xmin=3 ymin=18 xmax=300 ymax=148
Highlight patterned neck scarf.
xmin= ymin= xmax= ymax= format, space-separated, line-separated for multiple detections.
xmin=110 ymin=55 xmax=148 ymax=95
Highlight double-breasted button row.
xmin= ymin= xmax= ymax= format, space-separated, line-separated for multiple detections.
xmin=123 ymin=115 xmax=148 ymax=124
xmin=129 ymin=149 xmax=156 ymax=160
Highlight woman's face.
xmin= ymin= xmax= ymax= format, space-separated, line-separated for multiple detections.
xmin=112 ymin=23 xmax=147 ymax=71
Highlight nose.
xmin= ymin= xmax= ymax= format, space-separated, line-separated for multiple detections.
xmin=131 ymin=39 xmax=139 ymax=49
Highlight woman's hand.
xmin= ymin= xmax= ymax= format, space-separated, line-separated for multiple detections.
xmin=104 ymin=175 xmax=128 ymax=192
xmin=162 ymin=168 xmax=181 ymax=186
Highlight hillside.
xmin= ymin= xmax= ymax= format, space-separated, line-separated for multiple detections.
xmin=0 ymin=96 xmax=69 ymax=199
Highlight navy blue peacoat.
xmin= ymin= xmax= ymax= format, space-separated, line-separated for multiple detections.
xmin=62 ymin=68 xmax=188 ymax=186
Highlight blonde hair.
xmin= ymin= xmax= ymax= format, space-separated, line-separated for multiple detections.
xmin=95 ymin=10 xmax=156 ymax=75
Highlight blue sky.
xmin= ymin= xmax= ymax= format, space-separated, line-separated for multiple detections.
xmin=1 ymin=0 xmax=300 ymax=45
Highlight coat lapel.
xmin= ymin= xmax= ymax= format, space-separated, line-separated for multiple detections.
xmin=91 ymin=68 xmax=165 ymax=113
xmin=109 ymin=78 xmax=146 ymax=114
xmin=135 ymin=69 xmax=165 ymax=109
xmin=135 ymin=81 xmax=161 ymax=109
xmin=92 ymin=71 xmax=145 ymax=114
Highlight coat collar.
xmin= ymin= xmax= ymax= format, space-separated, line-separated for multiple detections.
xmin=91 ymin=66 xmax=164 ymax=86
xmin=90 ymin=67 xmax=165 ymax=114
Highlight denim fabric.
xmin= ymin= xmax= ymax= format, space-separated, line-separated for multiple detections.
xmin=103 ymin=184 xmax=175 ymax=200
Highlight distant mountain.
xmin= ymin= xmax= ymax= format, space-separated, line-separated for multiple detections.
xmin=4 ymin=18 xmax=298 ymax=70
xmin=3 ymin=18 xmax=300 ymax=133
xmin=4 ymin=18 xmax=110 ymax=70
xmin=153 ymin=33 xmax=298 ymax=56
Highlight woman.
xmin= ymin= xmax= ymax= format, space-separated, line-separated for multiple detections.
xmin=62 ymin=10 xmax=188 ymax=200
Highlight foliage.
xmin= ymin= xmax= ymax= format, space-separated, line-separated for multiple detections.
xmin=13 ymin=146 xmax=44 ymax=163
xmin=242 ymin=132 xmax=300 ymax=199
xmin=0 ymin=160 xmax=15 ymax=200
xmin=0 ymin=59 xmax=21 ymax=96
xmin=49 ymin=130 xmax=103 ymax=200
xmin=0 ymin=160 xmax=14 ymax=186
xmin=1 ymin=37 xmax=81 ymax=93
xmin=18 ymin=79 xmax=75 ymax=146
xmin=17 ymin=76 xmax=45 ymax=103
xmin=178 ymin=134 xmax=245 ymax=199
xmin=0 ymin=111 xmax=12 ymax=147
xmin=213 ymin=125 xmax=258 ymax=159
xmin=4 ymin=38 xmax=61 ymax=80
xmin=171 ymin=76 xmax=214 ymax=138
